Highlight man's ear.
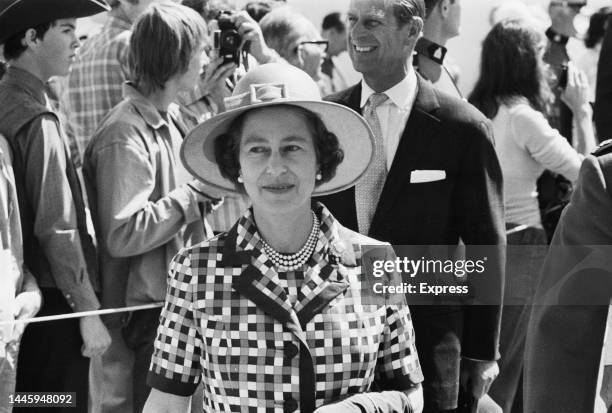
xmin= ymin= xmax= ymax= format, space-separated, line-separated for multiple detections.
xmin=22 ymin=28 xmax=40 ymax=49
xmin=404 ymin=16 xmax=423 ymax=44
xmin=439 ymin=0 xmax=452 ymax=18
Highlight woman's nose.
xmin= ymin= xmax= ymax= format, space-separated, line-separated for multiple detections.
xmin=265 ymin=151 xmax=288 ymax=176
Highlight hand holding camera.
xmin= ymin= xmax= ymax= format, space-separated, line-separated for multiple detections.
xmin=560 ymin=62 xmax=590 ymax=116
xmin=200 ymin=50 xmax=235 ymax=111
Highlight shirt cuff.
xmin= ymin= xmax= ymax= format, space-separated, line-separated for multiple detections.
xmin=147 ymin=371 xmax=199 ymax=397
xmin=61 ymin=274 xmax=100 ymax=313
xmin=462 ymin=356 xmax=495 ymax=363
xmin=168 ymin=185 xmax=202 ymax=224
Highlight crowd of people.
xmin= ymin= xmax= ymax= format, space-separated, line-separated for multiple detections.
xmin=0 ymin=0 xmax=611 ymax=412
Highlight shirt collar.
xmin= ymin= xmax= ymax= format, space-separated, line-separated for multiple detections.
xmin=122 ymin=82 xmax=179 ymax=130
xmin=2 ymin=66 xmax=47 ymax=106
xmin=106 ymin=13 xmax=133 ymax=32
xmin=233 ymin=202 xmax=345 ymax=264
xmin=360 ymin=67 xmax=418 ymax=110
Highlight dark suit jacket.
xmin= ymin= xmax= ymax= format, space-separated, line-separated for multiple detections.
xmin=595 ymin=15 xmax=612 ymax=142
xmin=524 ymin=152 xmax=612 ymax=413
xmin=316 ymin=76 xmax=506 ymax=409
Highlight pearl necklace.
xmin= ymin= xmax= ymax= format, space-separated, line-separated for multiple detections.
xmin=261 ymin=211 xmax=320 ymax=271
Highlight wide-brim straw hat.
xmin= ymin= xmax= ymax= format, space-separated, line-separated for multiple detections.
xmin=182 ymin=63 xmax=374 ymax=196
xmin=0 ymin=0 xmax=110 ymax=45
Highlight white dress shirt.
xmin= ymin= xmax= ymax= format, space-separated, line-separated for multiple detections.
xmin=360 ymin=68 xmax=418 ymax=170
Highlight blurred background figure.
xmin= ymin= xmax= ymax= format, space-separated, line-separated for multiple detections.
xmin=260 ymin=6 xmax=332 ymax=95
xmin=537 ymin=0 xmax=590 ymax=241
xmin=576 ymin=6 xmax=612 ymax=104
xmin=321 ymin=12 xmax=360 ymax=92
xmin=415 ymin=0 xmax=463 ymax=97
xmin=595 ymin=9 xmax=612 ymax=142
xmin=469 ymin=19 xmax=596 ymax=413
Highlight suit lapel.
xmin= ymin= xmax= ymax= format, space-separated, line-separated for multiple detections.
xmin=370 ymin=76 xmax=442 ymax=233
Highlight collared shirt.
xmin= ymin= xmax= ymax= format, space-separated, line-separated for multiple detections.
xmin=65 ymin=15 xmax=132 ymax=159
xmin=148 ymin=203 xmax=423 ymax=412
xmin=0 ymin=67 xmax=99 ymax=312
xmin=360 ymin=68 xmax=418 ymax=170
xmin=84 ymin=83 xmax=206 ymax=308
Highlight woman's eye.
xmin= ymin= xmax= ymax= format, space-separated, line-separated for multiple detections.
xmin=284 ymin=145 xmax=301 ymax=152
xmin=248 ymin=146 xmax=268 ymax=153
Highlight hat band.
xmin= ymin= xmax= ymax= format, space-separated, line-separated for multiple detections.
xmin=225 ymin=83 xmax=290 ymax=110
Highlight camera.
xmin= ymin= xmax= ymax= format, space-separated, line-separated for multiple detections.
xmin=214 ymin=10 xmax=242 ymax=66
xmin=558 ymin=64 xmax=568 ymax=89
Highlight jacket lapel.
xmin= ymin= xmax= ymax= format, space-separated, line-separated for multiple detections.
xmin=370 ymin=76 xmax=442 ymax=233
xmin=223 ymin=226 xmax=306 ymax=341
xmin=294 ymin=225 xmax=353 ymax=327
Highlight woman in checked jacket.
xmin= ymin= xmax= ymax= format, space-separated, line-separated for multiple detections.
xmin=143 ymin=64 xmax=424 ymax=413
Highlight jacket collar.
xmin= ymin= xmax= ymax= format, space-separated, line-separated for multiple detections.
xmin=2 ymin=66 xmax=48 ymax=106
xmin=122 ymin=82 xmax=181 ymax=131
xmin=221 ymin=203 xmax=352 ymax=340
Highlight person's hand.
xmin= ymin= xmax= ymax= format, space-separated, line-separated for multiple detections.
xmin=561 ymin=63 xmax=591 ymax=116
xmin=10 ymin=289 xmax=42 ymax=341
xmin=233 ymin=11 xmax=277 ymax=64
xmin=187 ymin=180 xmax=227 ymax=202
xmin=296 ymin=43 xmax=325 ymax=80
xmin=460 ymin=359 xmax=499 ymax=400
xmin=199 ymin=51 xmax=235 ymax=111
xmin=79 ymin=315 xmax=111 ymax=358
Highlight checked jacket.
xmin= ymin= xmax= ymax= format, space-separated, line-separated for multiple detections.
xmin=147 ymin=203 xmax=423 ymax=412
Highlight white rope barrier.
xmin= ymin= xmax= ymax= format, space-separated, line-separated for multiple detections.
xmin=505 ymin=224 xmax=529 ymax=236
xmin=0 ymin=302 xmax=164 ymax=326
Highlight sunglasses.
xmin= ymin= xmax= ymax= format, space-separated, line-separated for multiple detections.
xmin=295 ymin=40 xmax=329 ymax=54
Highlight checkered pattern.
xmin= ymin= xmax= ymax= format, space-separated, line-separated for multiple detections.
xmin=148 ymin=203 xmax=422 ymax=412
xmin=64 ymin=16 xmax=132 ymax=158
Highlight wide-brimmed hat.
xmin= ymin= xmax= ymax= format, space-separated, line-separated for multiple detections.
xmin=0 ymin=0 xmax=110 ymax=45
xmin=182 ymin=63 xmax=374 ymax=196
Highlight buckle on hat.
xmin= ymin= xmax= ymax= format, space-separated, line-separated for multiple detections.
xmin=224 ymin=83 xmax=289 ymax=110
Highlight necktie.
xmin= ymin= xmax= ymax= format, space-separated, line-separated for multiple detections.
xmin=356 ymin=92 xmax=388 ymax=235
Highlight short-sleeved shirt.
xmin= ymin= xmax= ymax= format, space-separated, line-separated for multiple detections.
xmin=148 ymin=203 xmax=423 ymax=412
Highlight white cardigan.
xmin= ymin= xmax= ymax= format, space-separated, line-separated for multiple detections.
xmin=491 ymin=98 xmax=583 ymax=228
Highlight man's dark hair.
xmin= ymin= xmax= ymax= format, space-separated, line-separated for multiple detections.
xmin=393 ymin=0 xmax=426 ymax=26
xmin=423 ymin=0 xmax=455 ymax=18
xmin=322 ymin=12 xmax=346 ymax=32
xmin=0 ymin=60 xmax=6 ymax=79
xmin=469 ymin=20 xmax=549 ymax=119
xmin=215 ymin=105 xmax=344 ymax=189
xmin=245 ymin=1 xmax=274 ymax=22
xmin=3 ymin=22 xmax=54 ymax=61
xmin=585 ymin=7 xmax=612 ymax=49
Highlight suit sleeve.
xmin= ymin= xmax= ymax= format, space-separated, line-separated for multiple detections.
xmin=456 ymin=118 xmax=505 ymax=361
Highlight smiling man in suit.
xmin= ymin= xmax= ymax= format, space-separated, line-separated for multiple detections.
xmin=316 ymin=0 xmax=505 ymax=412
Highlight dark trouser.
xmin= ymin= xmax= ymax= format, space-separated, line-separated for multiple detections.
xmin=132 ymin=339 xmax=154 ymax=412
xmin=121 ymin=308 xmax=160 ymax=413
xmin=15 ymin=288 xmax=89 ymax=413
xmin=488 ymin=225 xmax=547 ymax=413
